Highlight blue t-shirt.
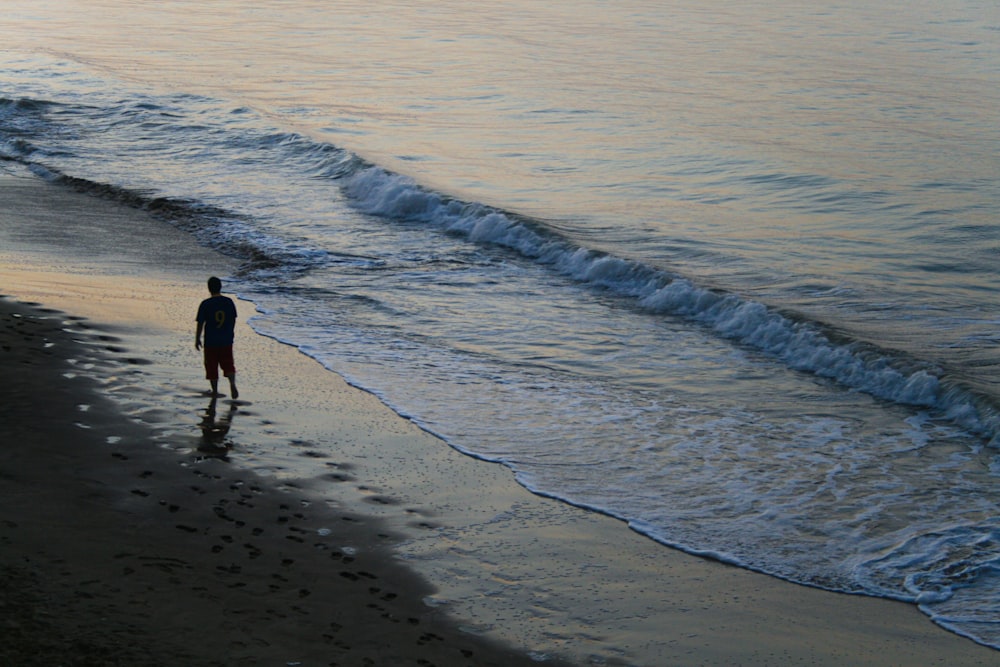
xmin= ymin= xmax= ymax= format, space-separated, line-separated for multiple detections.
xmin=197 ymin=295 xmax=237 ymax=347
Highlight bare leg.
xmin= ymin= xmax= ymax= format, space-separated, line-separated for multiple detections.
xmin=228 ymin=375 xmax=239 ymax=400
xmin=209 ymin=379 xmax=222 ymax=397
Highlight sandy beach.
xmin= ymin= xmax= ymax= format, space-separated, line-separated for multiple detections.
xmin=2 ymin=170 xmax=998 ymax=666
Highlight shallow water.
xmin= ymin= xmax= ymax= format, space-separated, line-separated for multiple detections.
xmin=3 ymin=0 xmax=1000 ymax=649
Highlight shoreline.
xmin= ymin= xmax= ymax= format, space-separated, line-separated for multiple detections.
xmin=0 ymin=295 xmax=559 ymax=666
xmin=2 ymin=170 xmax=998 ymax=665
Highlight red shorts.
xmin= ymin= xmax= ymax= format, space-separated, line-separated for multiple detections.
xmin=203 ymin=345 xmax=236 ymax=381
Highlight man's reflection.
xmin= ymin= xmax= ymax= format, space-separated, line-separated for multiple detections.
xmin=198 ymin=396 xmax=237 ymax=458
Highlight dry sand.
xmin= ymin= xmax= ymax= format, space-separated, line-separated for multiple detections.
xmin=1 ymin=170 xmax=997 ymax=665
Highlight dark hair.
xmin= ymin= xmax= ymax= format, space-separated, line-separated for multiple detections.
xmin=207 ymin=276 xmax=222 ymax=294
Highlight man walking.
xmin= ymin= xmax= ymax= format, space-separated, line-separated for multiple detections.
xmin=195 ymin=276 xmax=239 ymax=399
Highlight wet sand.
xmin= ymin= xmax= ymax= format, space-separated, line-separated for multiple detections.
xmin=0 ymin=177 xmax=562 ymax=664
xmin=0 ymin=297 xmax=560 ymax=666
xmin=1 ymin=170 xmax=997 ymax=665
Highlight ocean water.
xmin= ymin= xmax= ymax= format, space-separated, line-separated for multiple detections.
xmin=3 ymin=0 xmax=1000 ymax=650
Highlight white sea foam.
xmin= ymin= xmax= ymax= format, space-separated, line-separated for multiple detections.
xmin=343 ymin=165 xmax=996 ymax=442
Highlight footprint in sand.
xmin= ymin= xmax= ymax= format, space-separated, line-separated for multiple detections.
xmin=364 ymin=495 xmax=399 ymax=506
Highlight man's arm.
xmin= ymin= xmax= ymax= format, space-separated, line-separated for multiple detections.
xmin=195 ymin=320 xmax=204 ymax=350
